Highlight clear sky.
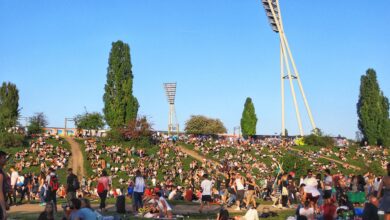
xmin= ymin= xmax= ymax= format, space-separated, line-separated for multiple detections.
xmin=1 ymin=1 xmax=389 ymax=138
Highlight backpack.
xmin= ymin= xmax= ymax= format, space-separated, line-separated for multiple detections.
xmin=97 ymin=182 xmax=105 ymax=193
xmin=72 ymin=175 xmax=80 ymax=190
xmin=49 ymin=175 xmax=59 ymax=192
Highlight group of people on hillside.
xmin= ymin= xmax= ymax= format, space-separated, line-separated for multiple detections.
xmin=1 ymin=134 xmax=390 ymax=220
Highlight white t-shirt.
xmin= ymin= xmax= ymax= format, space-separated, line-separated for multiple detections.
xmin=235 ymin=178 xmax=245 ymax=190
xmin=168 ymin=190 xmax=177 ymax=200
xmin=11 ymin=171 xmax=19 ymax=186
xmin=201 ymin=179 xmax=213 ymax=196
xmin=134 ymin=176 xmax=145 ymax=193
xmin=304 ymin=177 xmax=320 ymax=197
xmin=324 ymin=176 xmax=333 ymax=190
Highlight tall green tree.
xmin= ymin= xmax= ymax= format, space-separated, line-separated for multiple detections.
xmin=0 ymin=82 xmax=20 ymax=131
xmin=357 ymin=68 xmax=390 ymax=146
xmin=27 ymin=112 xmax=48 ymax=135
xmin=74 ymin=112 xmax=105 ymax=135
xmin=103 ymin=40 xmax=139 ymax=129
xmin=185 ymin=115 xmax=227 ymax=135
xmin=240 ymin=97 xmax=258 ymax=137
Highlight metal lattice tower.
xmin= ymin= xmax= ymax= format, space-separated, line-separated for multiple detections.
xmin=163 ymin=83 xmax=179 ymax=136
xmin=261 ymin=0 xmax=317 ymax=136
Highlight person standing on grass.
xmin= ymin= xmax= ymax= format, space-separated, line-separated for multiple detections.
xmin=66 ymin=168 xmax=79 ymax=205
xmin=199 ymin=173 xmax=213 ymax=213
xmin=323 ymin=169 xmax=333 ymax=199
xmin=133 ymin=170 xmax=145 ymax=213
xmin=9 ymin=167 xmax=18 ymax=206
xmin=97 ymin=170 xmax=110 ymax=213
xmin=0 ymin=151 xmax=10 ymax=220
xmin=46 ymin=167 xmax=59 ymax=212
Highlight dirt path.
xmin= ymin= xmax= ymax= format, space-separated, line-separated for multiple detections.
xmin=179 ymin=144 xmax=361 ymax=171
xmin=65 ymin=137 xmax=86 ymax=178
xmin=178 ymin=145 xmax=221 ymax=167
xmin=290 ymin=147 xmax=361 ymax=170
xmin=8 ymin=202 xmax=284 ymax=215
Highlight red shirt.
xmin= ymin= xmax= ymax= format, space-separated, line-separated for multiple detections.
xmin=184 ymin=189 xmax=193 ymax=201
xmin=144 ymin=188 xmax=152 ymax=197
xmin=322 ymin=204 xmax=337 ymax=220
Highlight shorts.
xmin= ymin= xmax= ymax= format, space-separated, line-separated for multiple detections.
xmin=202 ymin=195 xmax=212 ymax=202
xmin=306 ymin=193 xmax=319 ymax=203
xmin=236 ymin=190 xmax=245 ymax=201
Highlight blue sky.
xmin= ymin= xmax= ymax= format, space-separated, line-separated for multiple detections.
xmin=1 ymin=1 xmax=389 ymax=138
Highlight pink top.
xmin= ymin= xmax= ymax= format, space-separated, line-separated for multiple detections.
xmin=98 ymin=176 xmax=110 ymax=190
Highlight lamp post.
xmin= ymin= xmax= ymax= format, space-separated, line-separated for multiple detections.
xmin=233 ymin=126 xmax=241 ymax=138
xmin=64 ymin=117 xmax=74 ymax=136
xmin=261 ymin=0 xmax=317 ymax=136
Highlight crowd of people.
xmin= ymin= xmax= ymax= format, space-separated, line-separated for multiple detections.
xmin=2 ymin=137 xmax=71 ymax=208
xmin=0 ymin=134 xmax=389 ymax=220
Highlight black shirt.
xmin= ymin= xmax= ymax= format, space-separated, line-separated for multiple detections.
xmin=362 ymin=203 xmax=378 ymax=220
xmin=66 ymin=173 xmax=77 ymax=192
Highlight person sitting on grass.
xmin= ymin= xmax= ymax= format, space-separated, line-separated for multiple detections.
xmin=74 ymin=198 xmax=97 ymax=220
xmin=234 ymin=205 xmax=259 ymax=220
xmin=38 ymin=202 xmax=55 ymax=220
xmin=154 ymin=191 xmax=173 ymax=218
xmin=68 ymin=198 xmax=81 ymax=220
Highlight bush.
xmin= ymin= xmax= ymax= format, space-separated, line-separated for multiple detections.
xmin=0 ymin=132 xmax=26 ymax=148
xmin=303 ymin=134 xmax=334 ymax=147
xmin=105 ymin=129 xmax=125 ymax=142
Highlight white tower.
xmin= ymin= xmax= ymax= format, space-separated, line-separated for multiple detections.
xmin=163 ymin=83 xmax=179 ymax=136
xmin=261 ymin=0 xmax=317 ymax=136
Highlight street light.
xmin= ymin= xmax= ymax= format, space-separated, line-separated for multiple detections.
xmin=233 ymin=126 xmax=241 ymax=138
xmin=261 ymin=0 xmax=317 ymax=136
xmin=64 ymin=117 xmax=74 ymax=136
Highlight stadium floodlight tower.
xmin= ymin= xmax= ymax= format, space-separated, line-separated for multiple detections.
xmin=163 ymin=82 xmax=179 ymax=136
xmin=261 ymin=0 xmax=317 ymax=136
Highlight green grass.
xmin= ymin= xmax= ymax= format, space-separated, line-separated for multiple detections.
xmin=76 ymin=138 xmax=196 ymax=187
xmin=4 ymin=136 xmax=71 ymax=185
xmin=8 ymin=208 xmax=295 ymax=220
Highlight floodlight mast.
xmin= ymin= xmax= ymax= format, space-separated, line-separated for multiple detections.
xmin=163 ymin=83 xmax=179 ymax=136
xmin=261 ymin=0 xmax=317 ymax=136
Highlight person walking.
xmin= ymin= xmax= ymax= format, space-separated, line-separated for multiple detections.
xmin=9 ymin=167 xmax=18 ymax=206
xmin=0 ymin=151 xmax=10 ymax=220
xmin=97 ymin=170 xmax=110 ymax=213
xmin=245 ymin=174 xmax=257 ymax=209
xmin=234 ymin=173 xmax=245 ymax=211
xmin=133 ymin=170 xmax=145 ymax=213
xmin=66 ymin=168 xmax=79 ymax=205
xmin=199 ymin=173 xmax=213 ymax=213
xmin=46 ymin=168 xmax=59 ymax=212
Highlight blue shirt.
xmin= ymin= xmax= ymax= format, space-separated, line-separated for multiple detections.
xmin=76 ymin=208 xmax=97 ymax=220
